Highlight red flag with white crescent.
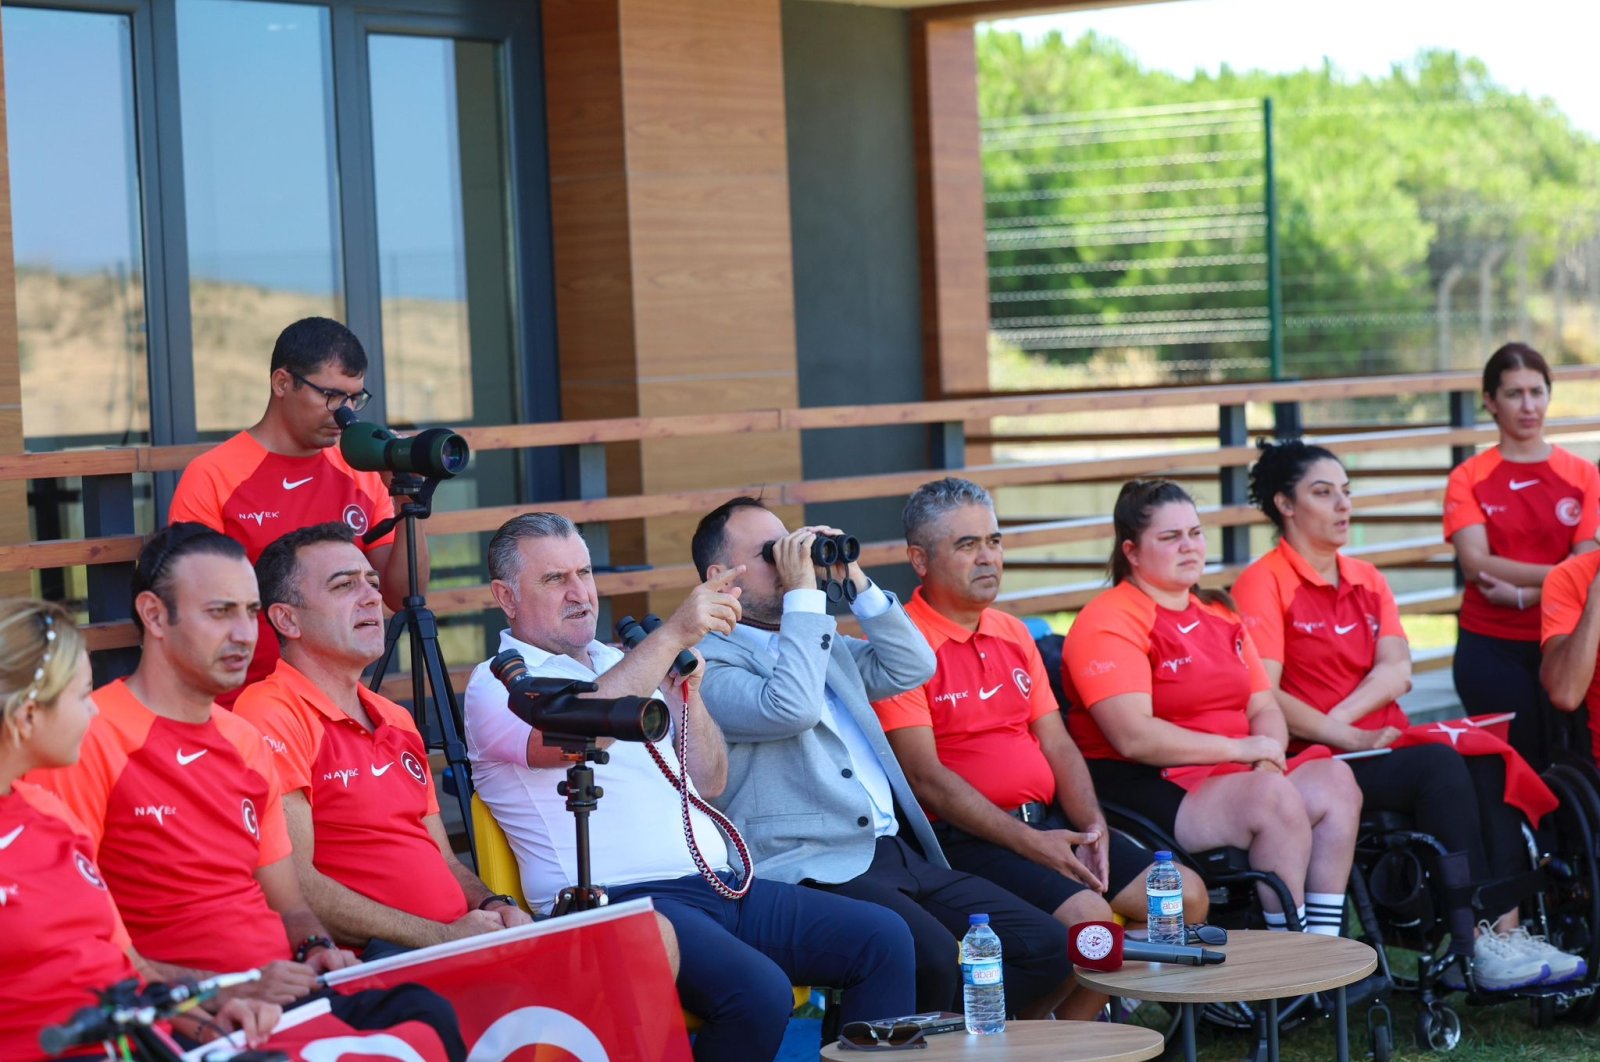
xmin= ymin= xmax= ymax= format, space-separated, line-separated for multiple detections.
xmin=1391 ymin=715 xmax=1557 ymax=826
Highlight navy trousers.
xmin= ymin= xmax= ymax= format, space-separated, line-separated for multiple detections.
xmin=609 ymin=872 xmax=915 ymax=1062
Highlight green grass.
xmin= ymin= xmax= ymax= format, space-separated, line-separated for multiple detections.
xmin=1122 ymin=987 xmax=1600 ymax=1060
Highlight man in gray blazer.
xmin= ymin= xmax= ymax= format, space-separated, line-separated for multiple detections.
xmin=692 ymin=497 xmax=1071 ymax=1016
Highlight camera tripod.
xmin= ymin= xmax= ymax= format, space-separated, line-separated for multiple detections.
xmin=365 ymin=474 xmax=477 ymax=862
xmin=549 ymin=736 xmax=610 ymax=916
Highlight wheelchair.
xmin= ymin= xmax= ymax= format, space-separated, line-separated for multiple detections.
xmin=1341 ymin=751 xmax=1600 ymax=1052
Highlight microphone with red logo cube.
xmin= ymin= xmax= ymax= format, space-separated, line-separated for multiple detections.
xmin=1069 ymin=921 xmax=1225 ymax=971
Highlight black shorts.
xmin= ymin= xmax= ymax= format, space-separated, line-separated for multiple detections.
xmin=934 ymin=806 xmax=1149 ymax=917
xmin=1086 ymin=759 xmax=1189 ymax=837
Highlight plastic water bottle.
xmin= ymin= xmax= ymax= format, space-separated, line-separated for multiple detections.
xmin=1146 ymin=850 xmax=1185 ymax=946
xmin=961 ymin=913 xmax=1005 ymax=1035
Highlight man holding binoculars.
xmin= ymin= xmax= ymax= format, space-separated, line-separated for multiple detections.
xmin=692 ymin=497 xmax=1074 ymax=1018
xmin=170 ymin=317 xmax=430 ymax=704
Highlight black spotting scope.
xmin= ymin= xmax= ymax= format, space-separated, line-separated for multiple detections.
xmin=335 ymin=406 xmax=470 ymax=479
xmin=490 ymin=649 xmax=668 ymax=744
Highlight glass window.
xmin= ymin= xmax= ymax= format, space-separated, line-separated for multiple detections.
xmin=3 ymin=7 xmax=149 ymax=449
xmin=177 ymin=0 xmax=343 ymax=435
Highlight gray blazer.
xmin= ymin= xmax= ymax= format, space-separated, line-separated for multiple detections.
xmin=698 ymin=592 xmax=946 ymax=886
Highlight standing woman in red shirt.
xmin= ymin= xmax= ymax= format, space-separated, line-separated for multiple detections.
xmin=1445 ymin=343 xmax=1600 ymax=769
xmin=1063 ymin=479 xmax=1363 ymax=935
xmin=0 ymin=600 xmax=278 ymax=1059
xmin=1235 ymin=440 xmax=1581 ymax=989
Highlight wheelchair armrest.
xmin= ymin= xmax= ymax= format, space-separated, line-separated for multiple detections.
xmin=1102 ymin=801 xmax=1251 ymax=881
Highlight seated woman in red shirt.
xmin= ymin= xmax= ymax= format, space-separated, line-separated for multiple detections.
xmin=0 ymin=600 xmax=279 ymax=1059
xmin=1063 ymin=479 xmax=1362 ymax=935
xmin=1234 ymin=438 xmax=1581 ymax=990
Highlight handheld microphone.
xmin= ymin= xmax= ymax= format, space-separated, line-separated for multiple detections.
xmin=1068 ymin=921 xmax=1225 ymax=971
xmin=615 ymin=615 xmax=700 ymax=678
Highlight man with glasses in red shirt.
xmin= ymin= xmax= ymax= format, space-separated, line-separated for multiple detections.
xmin=170 ymin=317 xmax=428 ymax=705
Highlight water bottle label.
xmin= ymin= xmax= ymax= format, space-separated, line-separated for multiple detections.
xmin=1145 ymin=889 xmax=1184 ymax=921
xmin=963 ymin=960 xmax=1002 ymax=987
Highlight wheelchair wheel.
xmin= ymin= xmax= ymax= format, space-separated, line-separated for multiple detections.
xmin=1538 ymin=766 xmax=1600 ymax=992
xmin=1415 ymin=1002 xmax=1461 ymax=1051
xmin=1371 ymin=1021 xmax=1393 ymax=1062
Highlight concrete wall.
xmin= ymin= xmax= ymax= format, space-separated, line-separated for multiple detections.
xmin=782 ymin=0 xmax=930 ymax=595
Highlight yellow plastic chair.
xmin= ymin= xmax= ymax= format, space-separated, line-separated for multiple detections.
xmin=469 ymin=794 xmax=812 ymax=1033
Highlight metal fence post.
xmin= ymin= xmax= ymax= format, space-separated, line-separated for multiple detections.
xmin=931 ymin=422 xmax=966 ymax=471
xmin=1448 ymin=390 xmax=1477 ymax=591
xmin=82 ymin=473 xmax=139 ymax=685
xmin=1219 ymin=404 xmax=1249 ymax=567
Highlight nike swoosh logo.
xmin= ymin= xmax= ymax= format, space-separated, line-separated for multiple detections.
xmin=0 ymin=825 xmax=22 ymax=850
xmin=371 ymin=762 xmax=394 ymax=776
xmin=1335 ymin=623 xmax=1358 ymax=635
xmin=175 ymin=749 xmax=207 ymax=766
xmin=1177 ymin=621 xmax=1200 ymax=634
xmin=1509 ymin=479 xmax=1540 ymax=491
xmin=282 ymin=476 xmax=314 ymax=490
xmin=978 ymin=685 xmax=1005 ymax=700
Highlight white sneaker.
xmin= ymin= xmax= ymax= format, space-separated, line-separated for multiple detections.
xmin=1503 ymin=925 xmax=1587 ymax=984
xmin=1455 ymin=922 xmax=1548 ymax=992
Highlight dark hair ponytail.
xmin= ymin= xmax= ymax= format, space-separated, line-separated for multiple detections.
xmin=1247 ymin=438 xmax=1341 ymax=533
xmin=1108 ymin=479 xmax=1236 ymax=610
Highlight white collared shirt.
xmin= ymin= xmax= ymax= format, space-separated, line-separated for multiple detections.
xmin=728 ymin=583 xmax=899 ymax=837
xmin=463 ymin=629 xmax=729 ymax=912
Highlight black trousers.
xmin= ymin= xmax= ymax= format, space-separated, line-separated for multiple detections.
xmin=808 ymin=835 xmax=1070 ymax=1015
xmin=1453 ymin=628 xmax=1583 ymax=772
xmin=1349 ymin=744 xmax=1526 ymax=882
xmin=323 ymin=985 xmax=467 ymax=1062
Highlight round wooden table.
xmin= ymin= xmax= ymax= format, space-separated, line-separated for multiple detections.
xmin=818 ymin=1019 xmax=1164 ymax=1061
xmin=1071 ymin=930 xmax=1377 ymax=1062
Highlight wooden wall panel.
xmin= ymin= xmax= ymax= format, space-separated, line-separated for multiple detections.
xmin=543 ymin=0 xmax=803 ymax=608
xmin=0 ymin=22 xmax=29 ymax=597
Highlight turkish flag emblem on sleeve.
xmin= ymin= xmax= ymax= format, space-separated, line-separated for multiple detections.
xmin=235 ymin=900 xmax=690 ymax=1062
xmin=1392 ymin=716 xmax=1558 ymax=826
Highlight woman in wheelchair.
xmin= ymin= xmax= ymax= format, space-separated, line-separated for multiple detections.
xmin=1063 ymin=478 xmax=1363 ymax=937
xmin=1233 ymin=438 xmax=1585 ymax=991
xmin=0 ymin=600 xmax=280 ymax=1058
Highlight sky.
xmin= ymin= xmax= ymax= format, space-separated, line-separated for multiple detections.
xmin=991 ymin=0 xmax=1600 ymax=137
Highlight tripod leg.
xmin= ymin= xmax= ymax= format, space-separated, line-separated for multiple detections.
xmin=369 ymin=610 xmax=409 ymax=693
xmin=413 ymin=609 xmax=477 ymax=867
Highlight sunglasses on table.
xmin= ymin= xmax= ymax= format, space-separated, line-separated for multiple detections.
xmin=835 ymin=1021 xmax=928 ymax=1051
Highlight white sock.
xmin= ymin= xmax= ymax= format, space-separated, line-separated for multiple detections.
xmin=1305 ymin=892 xmax=1345 ymax=937
xmin=1264 ymin=910 xmax=1289 ymax=931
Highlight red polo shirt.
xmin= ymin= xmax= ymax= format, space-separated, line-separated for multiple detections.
xmin=1063 ymin=581 xmax=1270 ymax=763
xmin=28 ymin=680 xmax=294 ymax=972
xmin=235 ymin=661 xmax=466 ymax=927
xmin=872 ymin=589 xmax=1058 ymax=814
xmin=1232 ymin=538 xmax=1408 ymax=741
xmin=1444 ymin=446 xmax=1600 ymax=642
xmin=0 ymin=782 xmax=137 ymax=1061
xmin=169 ymin=430 xmax=396 ymax=705
xmin=1542 ymin=550 xmax=1600 ymax=763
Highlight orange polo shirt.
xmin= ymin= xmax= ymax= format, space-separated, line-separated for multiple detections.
xmin=1063 ymin=581 xmax=1270 ymax=763
xmin=169 ymin=431 xmax=396 ymax=705
xmin=1232 ymin=538 xmax=1408 ymax=740
xmin=1542 ymin=550 xmax=1600 ymax=763
xmin=1444 ymin=446 xmax=1600 ymax=642
xmin=28 ymin=680 xmax=294 ymax=971
xmin=235 ymin=661 xmax=466 ymax=927
xmin=872 ymin=589 xmax=1059 ymax=814
xmin=0 ymin=782 xmax=137 ymax=1061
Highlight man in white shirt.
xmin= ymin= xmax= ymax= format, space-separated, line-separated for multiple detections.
xmin=692 ymin=497 xmax=1072 ymax=1017
xmin=463 ymin=513 xmax=914 ymax=1062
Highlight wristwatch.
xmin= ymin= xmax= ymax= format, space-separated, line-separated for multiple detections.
xmin=478 ymin=893 xmax=519 ymax=912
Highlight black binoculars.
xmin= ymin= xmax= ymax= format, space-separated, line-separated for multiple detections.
xmin=760 ymin=534 xmax=860 ymax=568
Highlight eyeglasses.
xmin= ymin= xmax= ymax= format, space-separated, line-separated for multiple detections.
xmin=289 ymin=370 xmax=372 ymax=412
xmin=835 ymin=1022 xmax=927 ymax=1051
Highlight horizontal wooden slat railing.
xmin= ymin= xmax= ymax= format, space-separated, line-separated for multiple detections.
xmin=13 ymin=367 xmax=1600 ymax=678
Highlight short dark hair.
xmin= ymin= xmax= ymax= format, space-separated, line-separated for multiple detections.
xmin=691 ymin=496 xmax=771 ymax=579
xmin=256 ymin=523 xmax=360 ymax=623
xmin=269 ymin=317 xmax=368 ymax=378
xmin=1247 ymin=438 xmax=1342 ymax=533
xmin=131 ymin=524 xmax=249 ymax=632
